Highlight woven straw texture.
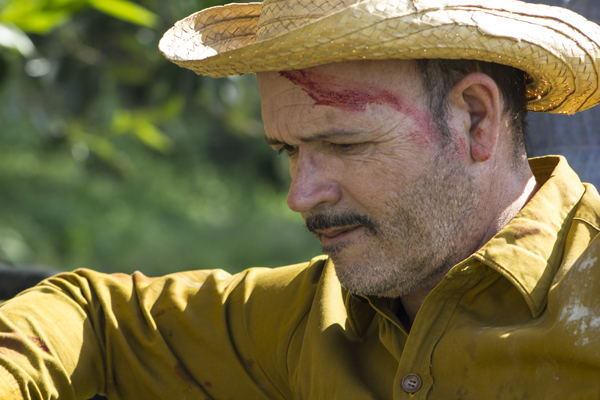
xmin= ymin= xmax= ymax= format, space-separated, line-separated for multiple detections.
xmin=159 ymin=0 xmax=600 ymax=114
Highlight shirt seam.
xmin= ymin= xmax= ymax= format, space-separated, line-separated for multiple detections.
xmin=234 ymin=269 xmax=289 ymax=400
xmin=283 ymin=306 xmax=312 ymax=395
xmin=426 ymin=272 xmax=489 ymax=397
xmin=573 ymin=216 xmax=600 ymax=233
xmin=344 ymin=292 xmax=365 ymax=339
xmin=245 ymin=348 xmax=288 ymax=400
xmin=282 ymin=255 xmax=330 ymax=387
xmin=0 ymin=364 xmax=22 ymax=399
xmin=242 ymin=309 xmax=289 ymax=400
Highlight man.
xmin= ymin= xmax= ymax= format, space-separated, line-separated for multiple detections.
xmin=1 ymin=0 xmax=600 ymax=399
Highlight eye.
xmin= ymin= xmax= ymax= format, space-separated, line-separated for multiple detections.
xmin=334 ymin=143 xmax=359 ymax=150
xmin=330 ymin=142 xmax=365 ymax=153
xmin=277 ymin=144 xmax=298 ymax=157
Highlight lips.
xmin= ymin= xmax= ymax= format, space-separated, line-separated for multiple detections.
xmin=316 ymin=225 xmax=360 ymax=241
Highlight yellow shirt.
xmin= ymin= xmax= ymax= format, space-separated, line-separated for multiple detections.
xmin=1 ymin=156 xmax=599 ymax=399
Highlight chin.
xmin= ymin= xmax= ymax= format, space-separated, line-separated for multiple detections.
xmin=331 ymin=257 xmax=403 ymax=298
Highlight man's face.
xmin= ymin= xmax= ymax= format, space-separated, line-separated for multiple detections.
xmin=258 ymin=60 xmax=479 ymax=298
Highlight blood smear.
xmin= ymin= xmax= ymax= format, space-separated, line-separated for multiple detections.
xmin=279 ymin=69 xmax=435 ymax=142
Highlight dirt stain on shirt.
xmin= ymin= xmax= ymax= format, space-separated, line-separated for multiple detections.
xmin=175 ymin=362 xmax=194 ymax=384
xmin=512 ymin=226 xmax=541 ymax=240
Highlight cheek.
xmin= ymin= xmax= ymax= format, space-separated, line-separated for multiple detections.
xmin=405 ymin=116 xmax=437 ymax=148
xmin=409 ymin=129 xmax=437 ymax=147
xmin=346 ymin=137 xmax=429 ymax=175
xmin=339 ymin=149 xmax=422 ymax=200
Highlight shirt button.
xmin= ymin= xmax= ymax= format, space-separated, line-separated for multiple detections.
xmin=402 ymin=373 xmax=422 ymax=393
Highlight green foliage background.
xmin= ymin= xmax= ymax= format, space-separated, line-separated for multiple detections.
xmin=0 ymin=0 xmax=322 ymax=276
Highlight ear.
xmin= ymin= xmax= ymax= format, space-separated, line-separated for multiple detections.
xmin=448 ymin=72 xmax=502 ymax=162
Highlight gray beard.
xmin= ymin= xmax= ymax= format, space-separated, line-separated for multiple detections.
xmin=316 ymin=147 xmax=481 ymax=298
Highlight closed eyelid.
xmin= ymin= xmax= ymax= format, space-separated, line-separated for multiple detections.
xmin=302 ymin=129 xmax=362 ymax=142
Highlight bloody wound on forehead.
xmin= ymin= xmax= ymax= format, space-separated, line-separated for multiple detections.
xmin=279 ymin=69 xmax=437 ymax=146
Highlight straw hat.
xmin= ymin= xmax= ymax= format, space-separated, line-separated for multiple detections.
xmin=159 ymin=0 xmax=600 ymax=114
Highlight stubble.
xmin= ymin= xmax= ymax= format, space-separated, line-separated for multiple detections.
xmin=307 ymin=145 xmax=480 ymax=298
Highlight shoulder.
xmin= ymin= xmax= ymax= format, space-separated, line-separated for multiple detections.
xmin=144 ymin=255 xmax=333 ymax=315
xmin=223 ymin=255 xmax=332 ymax=311
xmin=36 ymin=256 xmax=332 ymax=320
xmin=550 ymin=230 xmax=600 ymax=347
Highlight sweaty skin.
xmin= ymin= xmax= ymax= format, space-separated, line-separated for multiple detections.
xmin=258 ymin=59 xmax=538 ymax=321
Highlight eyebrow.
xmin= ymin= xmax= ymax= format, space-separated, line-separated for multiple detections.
xmin=264 ymin=129 xmax=362 ymax=146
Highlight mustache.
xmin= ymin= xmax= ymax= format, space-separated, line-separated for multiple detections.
xmin=305 ymin=211 xmax=378 ymax=236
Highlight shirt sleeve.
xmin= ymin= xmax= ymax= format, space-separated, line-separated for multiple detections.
xmin=0 ymin=259 xmax=326 ymax=400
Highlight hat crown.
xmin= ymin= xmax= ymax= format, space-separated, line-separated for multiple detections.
xmin=256 ymin=0 xmax=362 ymax=41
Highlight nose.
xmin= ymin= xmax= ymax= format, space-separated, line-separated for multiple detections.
xmin=286 ymin=148 xmax=342 ymax=213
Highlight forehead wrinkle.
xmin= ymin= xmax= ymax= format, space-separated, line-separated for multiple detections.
xmin=264 ymin=128 xmax=362 ymax=148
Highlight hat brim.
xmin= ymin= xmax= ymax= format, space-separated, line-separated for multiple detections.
xmin=159 ymin=1 xmax=600 ymax=114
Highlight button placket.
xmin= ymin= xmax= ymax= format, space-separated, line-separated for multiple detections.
xmin=395 ymin=268 xmax=486 ymax=398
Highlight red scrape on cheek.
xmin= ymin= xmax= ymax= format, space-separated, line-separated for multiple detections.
xmin=409 ymin=130 xmax=435 ymax=147
xmin=279 ymin=69 xmax=435 ymax=142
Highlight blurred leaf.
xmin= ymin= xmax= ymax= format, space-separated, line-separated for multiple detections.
xmin=133 ymin=119 xmax=174 ymax=153
xmin=86 ymin=135 xmax=116 ymax=160
xmin=111 ymin=110 xmax=174 ymax=153
xmin=0 ymin=23 xmax=37 ymax=57
xmin=0 ymin=0 xmax=39 ymax=21
xmin=68 ymin=122 xmax=135 ymax=177
xmin=89 ymin=0 xmax=158 ymax=28
xmin=0 ymin=0 xmax=86 ymax=34
xmin=112 ymin=110 xmax=132 ymax=134
xmin=47 ymin=0 xmax=87 ymax=7
xmin=2 ymin=10 xmax=72 ymax=34
xmin=157 ymin=95 xmax=184 ymax=120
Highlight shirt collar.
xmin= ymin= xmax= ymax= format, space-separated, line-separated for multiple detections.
xmin=472 ymin=155 xmax=585 ymax=318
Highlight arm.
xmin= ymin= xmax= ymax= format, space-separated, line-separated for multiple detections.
xmin=0 ymin=261 xmax=324 ymax=399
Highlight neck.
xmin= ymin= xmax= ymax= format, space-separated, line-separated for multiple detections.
xmin=400 ymin=164 xmax=539 ymax=323
xmin=477 ymin=168 xmax=540 ymax=251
